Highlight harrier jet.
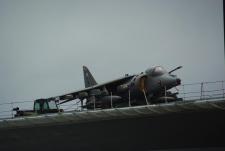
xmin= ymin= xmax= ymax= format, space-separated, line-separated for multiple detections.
xmin=55 ymin=66 xmax=182 ymax=109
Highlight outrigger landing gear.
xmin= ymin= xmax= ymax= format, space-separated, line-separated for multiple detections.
xmin=151 ymin=91 xmax=183 ymax=104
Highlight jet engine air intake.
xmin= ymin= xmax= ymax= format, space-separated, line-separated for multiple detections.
xmin=139 ymin=76 xmax=147 ymax=92
xmin=132 ymin=75 xmax=148 ymax=93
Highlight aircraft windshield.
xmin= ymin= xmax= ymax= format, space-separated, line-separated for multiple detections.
xmin=48 ymin=101 xmax=58 ymax=110
xmin=152 ymin=66 xmax=166 ymax=76
xmin=145 ymin=66 xmax=167 ymax=76
xmin=34 ymin=102 xmax=40 ymax=111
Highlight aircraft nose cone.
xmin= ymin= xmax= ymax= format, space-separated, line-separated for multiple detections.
xmin=176 ymin=78 xmax=181 ymax=85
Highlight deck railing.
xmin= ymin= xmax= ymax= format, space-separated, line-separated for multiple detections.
xmin=0 ymin=80 xmax=224 ymax=119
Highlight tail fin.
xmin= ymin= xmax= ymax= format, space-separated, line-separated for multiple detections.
xmin=83 ymin=66 xmax=98 ymax=88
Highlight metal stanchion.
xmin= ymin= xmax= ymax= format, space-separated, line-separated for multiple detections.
xmin=93 ymin=97 xmax=96 ymax=110
xmin=143 ymin=89 xmax=149 ymax=105
xmin=128 ymin=89 xmax=131 ymax=107
xmin=11 ymin=102 xmax=13 ymax=118
xmin=164 ymin=86 xmax=167 ymax=103
xmin=81 ymin=99 xmax=83 ymax=111
xmin=200 ymin=82 xmax=204 ymax=100
xmin=222 ymin=81 xmax=224 ymax=98
xmin=182 ymin=85 xmax=185 ymax=101
xmin=110 ymin=92 xmax=113 ymax=108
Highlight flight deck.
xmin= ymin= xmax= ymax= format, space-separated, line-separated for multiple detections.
xmin=0 ymin=97 xmax=224 ymax=129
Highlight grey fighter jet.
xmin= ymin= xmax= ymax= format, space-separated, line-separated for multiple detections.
xmin=55 ymin=66 xmax=182 ymax=109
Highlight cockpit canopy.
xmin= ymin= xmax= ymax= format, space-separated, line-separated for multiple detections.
xmin=145 ymin=66 xmax=167 ymax=76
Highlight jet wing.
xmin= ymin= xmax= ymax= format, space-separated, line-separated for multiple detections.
xmin=50 ymin=75 xmax=135 ymax=104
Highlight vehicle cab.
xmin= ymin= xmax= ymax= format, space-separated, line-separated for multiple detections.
xmin=34 ymin=99 xmax=61 ymax=114
xmin=14 ymin=98 xmax=62 ymax=117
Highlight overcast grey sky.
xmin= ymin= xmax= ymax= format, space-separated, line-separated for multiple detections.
xmin=0 ymin=0 xmax=224 ymax=103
